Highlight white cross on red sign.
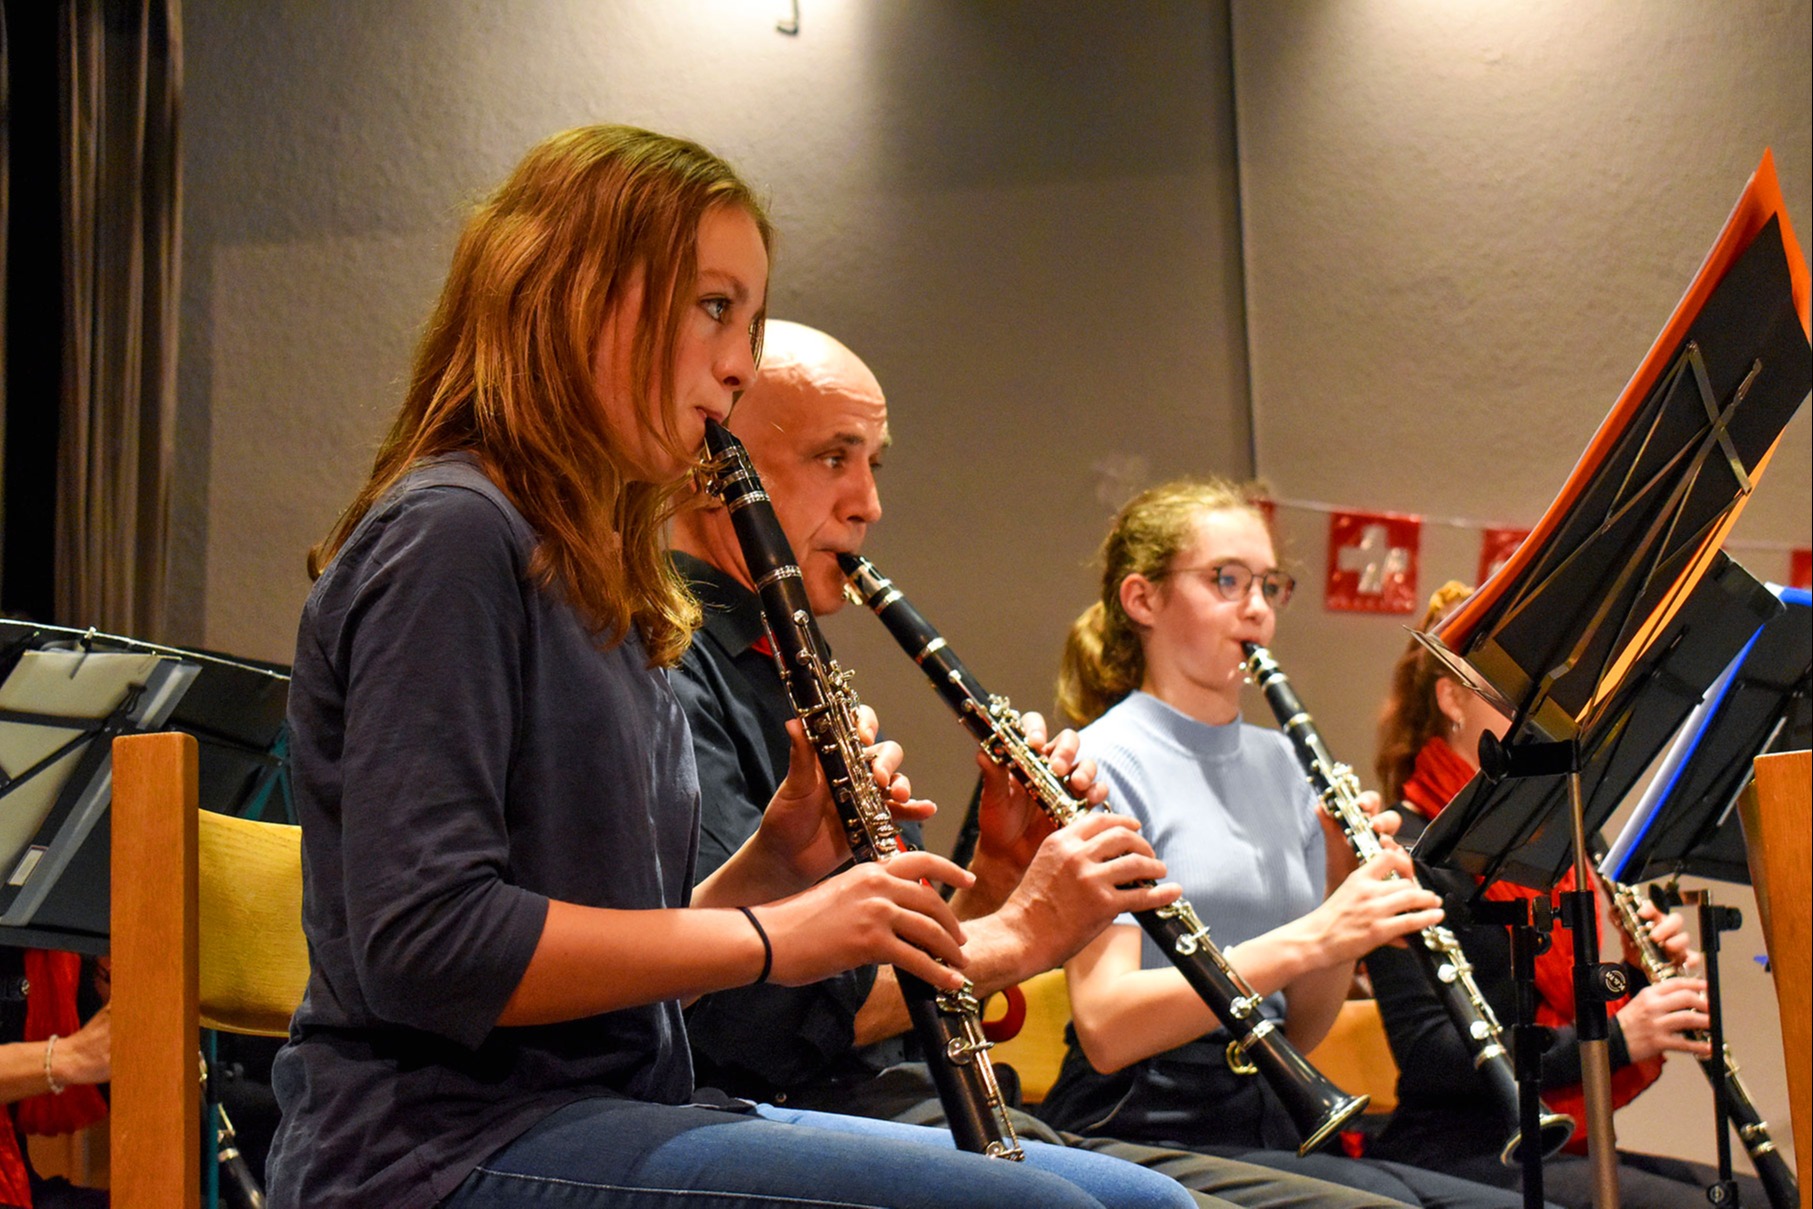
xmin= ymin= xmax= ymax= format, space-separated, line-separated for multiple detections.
xmin=1326 ymin=510 xmax=1420 ymax=613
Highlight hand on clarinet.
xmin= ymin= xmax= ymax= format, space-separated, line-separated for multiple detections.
xmin=1307 ymin=849 xmax=1445 ymax=962
xmin=1637 ymin=900 xmax=1699 ymax=970
xmin=965 ymin=711 xmax=1104 ymax=911
xmin=758 ymin=709 xmax=935 ymax=888
xmin=753 ymin=855 xmax=973 ymax=991
xmin=992 ymin=814 xmax=1180 ymax=976
xmin=1617 ymin=975 xmax=1712 ymax=1062
xmin=1319 ymin=789 xmax=1402 ymax=877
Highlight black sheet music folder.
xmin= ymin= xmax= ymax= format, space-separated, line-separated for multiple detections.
xmin=1442 ymin=216 xmax=1809 ymax=746
xmin=1416 ymin=555 xmax=1781 ymax=893
xmin=0 ymin=621 xmax=291 ymax=953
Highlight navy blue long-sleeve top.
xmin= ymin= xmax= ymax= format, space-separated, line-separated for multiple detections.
xmin=267 ymin=457 xmax=701 ymax=1209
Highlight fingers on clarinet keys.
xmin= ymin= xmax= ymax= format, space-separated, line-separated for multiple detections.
xmin=779 ymin=859 xmax=969 ymax=989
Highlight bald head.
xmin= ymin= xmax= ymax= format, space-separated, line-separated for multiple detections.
xmin=676 ymin=320 xmax=890 ymax=614
xmin=735 ymin=320 xmax=887 ymax=436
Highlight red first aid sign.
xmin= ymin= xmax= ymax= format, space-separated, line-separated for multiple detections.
xmin=1326 ymin=510 xmax=1420 ymax=614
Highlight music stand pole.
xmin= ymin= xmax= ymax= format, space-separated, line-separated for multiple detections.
xmin=1689 ymin=891 xmax=1743 ymax=1207
xmin=1566 ymin=766 xmax=1623 ymax=1209
xmin=1476 ymin=895 xmax=1554 ymax=1209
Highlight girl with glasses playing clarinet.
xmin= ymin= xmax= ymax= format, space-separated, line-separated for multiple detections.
xmin=1037 ymin=479 xmax=1529 ymax=1209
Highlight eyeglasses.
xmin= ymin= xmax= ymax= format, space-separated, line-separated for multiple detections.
xmin=1162 ymin=563 xmax=1296 ymax=609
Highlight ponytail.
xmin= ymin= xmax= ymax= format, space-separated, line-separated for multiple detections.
xmin=1058 ymin=600 xmax=1142 ymax=726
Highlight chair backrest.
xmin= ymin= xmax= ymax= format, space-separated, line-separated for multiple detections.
xmin=111 ymin=731 xmax=308 ymax=1209
xmin=1306 ymin=998 xmax=1399 ymax=1115
xmin=986 ymin=968 xmax=1073 ymax=1105
xmin=198 ymin=808 xmax=307 ymax=1036
xmin=986 ymin=972 xmax=1401 ymax=1114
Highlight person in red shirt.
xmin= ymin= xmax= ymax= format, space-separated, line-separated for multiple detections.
xmin=1366 ymin=582 xmax=1760 ymax=1209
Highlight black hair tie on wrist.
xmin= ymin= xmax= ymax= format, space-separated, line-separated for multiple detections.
xmin=738 ymin=906 xmax=772 ymax=986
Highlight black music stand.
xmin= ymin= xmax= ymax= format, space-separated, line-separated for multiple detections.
xmin=0 ymin=620 xmax=292 ymax=955
xmin=1424 ymin=560 xmax=1779 ymax=1203
xmin=1420 ymin=558 xmax=1779 ymax=1208
xmin=1411 ymin=168 xmax=1810 ymax=1209
xmin=1419 ymin=557 xmax=1780 ymax=891
xmin=1603 ymin=583 xmax=1811 ymax=887
xmin=1593 ymin=585 xmax=1808 ymax=1209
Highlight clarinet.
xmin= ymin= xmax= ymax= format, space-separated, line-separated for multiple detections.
xmin=217 ymin=1102 xmax=266 ymax=1209
xmin=839 ymin=554 xmax=1368 ymax=1156
xmin=203 ymin=1056 xmax=265 ymax=1209
xmin=1242 ymin=643 xmax=1575 ymax=1165
xmin=1596 ymin=868 xmax=1799 ymax=1209
xmin=700 ymin=421 xmax=1023 ymax=1160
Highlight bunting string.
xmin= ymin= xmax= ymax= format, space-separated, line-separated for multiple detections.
xmin=1266 ymin=495 xmax=1804 ymax=553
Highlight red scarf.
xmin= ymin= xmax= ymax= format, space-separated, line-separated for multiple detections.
xmin=15 ymin=951 xmax=108 ymax=1137
xmin=1403 ymin=739 xmax=1661 ymax=1152
xmin=0 ymin=1116 xmax=27 ymax=1208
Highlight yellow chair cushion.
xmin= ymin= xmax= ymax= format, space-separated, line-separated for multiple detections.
xmin=987 ymin=974 xmax=1398 ymax=1115
xmin=985 ymin=969 xmax=1074 ymax=1105
xmin=1306 ymin=998 xmax=1399 ymax=1114
xmin=196 ymin=810 xmax=308 ymax=1037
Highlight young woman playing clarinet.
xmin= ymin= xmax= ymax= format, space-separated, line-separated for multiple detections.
xmin=1037 ymin=479 xmax=1527 ymax=1209
xmin=1366 ymin=583 xmax=1761 ymax=1209
xmin=263 ymin=124 xmax=1195 ymax=1209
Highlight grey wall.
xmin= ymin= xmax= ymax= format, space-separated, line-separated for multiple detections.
xmin=174 ymin=0 xmax=1808 ymax=1177
xmin=1230 ymin=0 xmax=1810 ymax=1172
xmin=173 ymin=0 xmax=1250 ymax=844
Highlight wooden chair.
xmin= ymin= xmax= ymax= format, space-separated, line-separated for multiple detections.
xmin=986 ymin=968 xmax=1074 ymax=1105
xmin=987 ymin=969 xmax=1400 ymax=1116
xmin=110 ymin=732 xmax=308 ymax=1209
xmin=1306 ymin=998 xmax=1399 ymax=1115
xmin=1739 ymin=748 xmax=1810 ymax=1199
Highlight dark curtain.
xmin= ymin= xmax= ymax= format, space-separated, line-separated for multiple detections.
xmin=52 ymin=0 xmax=182 ymax=639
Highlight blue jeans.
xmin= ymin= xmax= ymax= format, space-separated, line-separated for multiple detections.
xmin=442 ymin=1097 xmax=1197 ymax=1209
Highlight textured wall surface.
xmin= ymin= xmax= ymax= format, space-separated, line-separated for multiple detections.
xmin=1231 ymin=0 xmax=1810 ymax=1173
xmin=174 ymin=0 xmax=1250 ymax=836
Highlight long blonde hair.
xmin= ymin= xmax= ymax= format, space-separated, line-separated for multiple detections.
xmin=1058 ymin=478 xmax=1268 ymax=725
xmin=310 ymin=126 xmax=772 ymax=667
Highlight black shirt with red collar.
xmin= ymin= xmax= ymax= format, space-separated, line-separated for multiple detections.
xmin=671 ymin=551 xmax=923 ymax=1113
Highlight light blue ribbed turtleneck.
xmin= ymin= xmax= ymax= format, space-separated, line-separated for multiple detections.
xmin=1078 ymin=690 xmax=1325 ymax=1022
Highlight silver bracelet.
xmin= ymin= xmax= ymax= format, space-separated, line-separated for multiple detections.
xmin=44 ymin=1033 xmax=66 ymax=1095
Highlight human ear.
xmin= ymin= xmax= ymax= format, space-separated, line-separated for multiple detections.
xmin=1119 ymin=573 xmax=1160 ymax=628
xmin=1432 ymin=677 xmax=1466 ymax=732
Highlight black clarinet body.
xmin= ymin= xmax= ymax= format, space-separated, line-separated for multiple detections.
xmin=840 ymin=553 xmax=1368 ymax=1156
xmin=1598 ymin=870 xmax=1799 ymax=1209
xmin=701 ymin=421 xmax=1022 ymax=1160
xmin=1241 ymin=642 xmax=1574 ymax=1165
xmin=217 ymin=1103 xmax=266 ymax=1209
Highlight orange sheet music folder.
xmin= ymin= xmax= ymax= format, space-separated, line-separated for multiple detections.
xmin=1435 ymin=150 xmax=1811 ymax=740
